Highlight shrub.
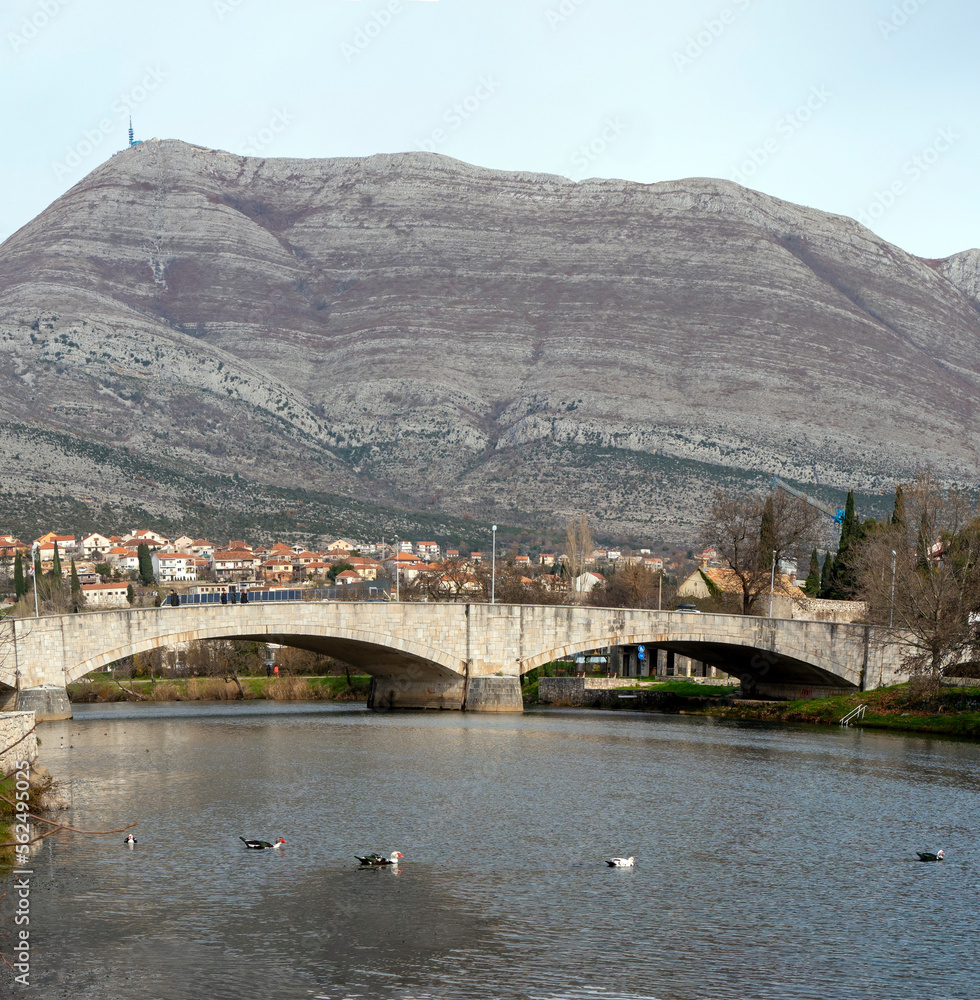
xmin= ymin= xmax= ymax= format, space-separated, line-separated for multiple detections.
xmin=266 ymin=677 xmax=312 ymax=701
xmin=149 ymin=683 xmax=183 ymax=702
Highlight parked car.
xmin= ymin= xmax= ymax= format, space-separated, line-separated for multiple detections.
xmin=675 ymin=603 xmax=701 ymax=613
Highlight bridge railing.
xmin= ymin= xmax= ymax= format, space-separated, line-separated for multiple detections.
xmin=166 ymin=584 xmax=388 ymax=606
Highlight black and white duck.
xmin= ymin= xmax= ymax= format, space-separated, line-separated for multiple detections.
xmin=240 ymin=837 xmax=286 ymax=850
xmin=355 ymin=850 xmax=403 ymax=866
xmin=916 ymin=849 xmax=944 ymax=862
xmin=605 ymin=856 xmax=635 ymax=867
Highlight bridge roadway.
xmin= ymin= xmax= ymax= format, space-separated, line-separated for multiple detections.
xmin=1 ymin=602 xmax=908 ymax=720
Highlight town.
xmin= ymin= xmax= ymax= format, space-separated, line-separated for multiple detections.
xmin=0 ymin=527 xmax=688 ymax=609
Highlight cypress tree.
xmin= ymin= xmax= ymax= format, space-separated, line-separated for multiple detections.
xmin=127 ymin=583 xmax=135 ymax=605
xmin=138 ymin=543 xmax=154 ymax=585
xmin=51 ymin=543 xmax=63 ymax=580
xmin=14 ymin=552 xmax=25 ymax=599
xmin=892 ymin=484 xmax=907 ymax=532
xmin=916 ymin=509 xmax=931 ymax=571
xmin=804 ymin=549 xmax=821 ymax=596
xmin=820 ymin=551 xmax=834 ymax=598
xmin=70 ymin=558 xmax=81 ymax=599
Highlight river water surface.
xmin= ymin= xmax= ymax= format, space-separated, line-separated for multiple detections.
xmin=4 ymin=703 xmax=979 ymax=999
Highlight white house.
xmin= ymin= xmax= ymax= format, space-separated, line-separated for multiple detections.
xmin=152 ymin=552 xmax=197 ymax=582
xmin=81 ymin=533 xmax=113 ymax=559
xmin=105 ymin=546 xmax=140 ymax=572
xmin=80 ymin=582 xmax=131 ymax=607
xmin=573 ymin=571 xmax=605 ymax=594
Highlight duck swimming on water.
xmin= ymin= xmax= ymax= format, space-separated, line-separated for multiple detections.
xmin=356 ymin=851 xmax=403 ymax=866
xmin=240 ymin=837 xmax=286 ymax=850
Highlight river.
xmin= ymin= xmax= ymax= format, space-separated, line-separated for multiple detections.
xmin=4 ymin=703 xmax=979 ymax=999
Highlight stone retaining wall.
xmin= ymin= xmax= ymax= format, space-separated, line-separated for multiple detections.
xmin=0 ymin=711 xmax=38 ymax=776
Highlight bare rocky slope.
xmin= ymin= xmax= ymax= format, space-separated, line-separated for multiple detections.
xmin=1 ymin=139 xmax=978 ymax=543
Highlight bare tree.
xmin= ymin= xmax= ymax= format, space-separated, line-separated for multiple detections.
xmin=853 ymin=474 xmax=980 ymax=684
xmin=588 ymin=563 xmax=672 ymax=610
xmin=700 ymin=489 xmax=819 ymax=614
xmin=564 ymin=515 xmax=594 ymax=583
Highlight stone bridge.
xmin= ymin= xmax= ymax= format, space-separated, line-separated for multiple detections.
xmin=0 ymin=602 xmax=908 ymax=720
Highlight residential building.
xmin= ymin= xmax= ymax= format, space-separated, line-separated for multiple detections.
xmin=80 ymin=533 xmax=113 ymax=559
xmin=152 ymin=552 xmax=197 ymax=582
xmin=105 ymin=547 xmax=140 ymax=572
xmin=416 ymin=541 xmax=440 ymax=560
xmin=80 ymin=582 xmax=131 ymax=607
xmin=539 ymin=553 xmax=556 ymax=567
xmin=211 ymin=549 xmax=258 ymax=581
xmin=573 ymin=571 xmax=605 ymax=594
xmin=259 ymin=557 xmax=294 ymax=584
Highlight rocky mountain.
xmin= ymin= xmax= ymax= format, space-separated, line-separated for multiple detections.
xmin=1 ymin=139 xmax=978 ymax=543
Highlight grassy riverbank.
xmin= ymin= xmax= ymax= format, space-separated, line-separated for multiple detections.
xmin=540 ymin=676 xmax=980 ymax=739
xmin=68 ymin=674 xmax=372 ymax=704
xmin=705 ymin=682 xmax=980 ymax=739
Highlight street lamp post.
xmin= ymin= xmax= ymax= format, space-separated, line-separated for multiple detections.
xmin=491 ymin=525 xmax=497 ymax=604
xmin=890 ymin=549 xmax=897 ymax=628
xmin=768 ymin=549 xmax=777 ymax=618
xmin=394 ymin=538 xmax=400 ymax=602
xmin=31 ymin=541 xmax=40 ymax=619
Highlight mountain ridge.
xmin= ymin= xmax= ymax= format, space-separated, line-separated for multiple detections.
xmin=1 ymin=139 xmax=978 ymax=541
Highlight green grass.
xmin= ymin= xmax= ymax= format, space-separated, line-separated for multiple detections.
xmin=705 ymin=682 xmax=980 ymax=739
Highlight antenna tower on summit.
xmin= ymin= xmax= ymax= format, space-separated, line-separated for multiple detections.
xmin=128 ymin=117 xmax=142 ymax=148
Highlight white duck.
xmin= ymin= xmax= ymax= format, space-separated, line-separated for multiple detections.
xmin=606 ymin=856 xmax=635 ymax=867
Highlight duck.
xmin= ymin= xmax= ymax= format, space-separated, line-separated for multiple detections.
xmin=606 ymin=856 xmax=635 ymax=867
xmin=240 ymin=837 xmax=286 ymax=850
xmin=355 ymin=850 xmax=403 ymax=866
xmin=916 ymin=849 xmax=944 ymax=862
xmin=124 ymin=834 xmax=137 ymax=845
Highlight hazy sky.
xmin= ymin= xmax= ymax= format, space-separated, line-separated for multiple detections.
xmin=2 ymin=0 xmax=976 ymax=257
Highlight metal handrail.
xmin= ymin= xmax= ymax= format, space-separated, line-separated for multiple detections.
xmin=839 ymin=704 xmax=867 ymax=727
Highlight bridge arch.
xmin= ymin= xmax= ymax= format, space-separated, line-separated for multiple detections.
xmin=520 ymin=623 xmax=862 ymax=690
xmin=68 ymin=623 xmax=466 ymax=685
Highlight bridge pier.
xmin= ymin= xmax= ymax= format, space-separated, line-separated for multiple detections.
xmin=367 ymin=675 xmax=522 ymax=713
xmin=16 ymin=686 xmax=72 ymax=722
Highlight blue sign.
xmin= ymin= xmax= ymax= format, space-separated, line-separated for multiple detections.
xmin=637 ymin=645 xmax=646 ymax=660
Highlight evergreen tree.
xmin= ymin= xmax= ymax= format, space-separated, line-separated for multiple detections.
xmin=804 ymin=549 xmax=821 ymax=596
xmin=70 ymin=558 xmax=81 ymax=599
xmin=127 ymin=583 xmax=135 ymax=605
xmin=137 ymin=543 xmax=154 ymax=585
xmin=824 ymin=492 xmax=859 ymax=598
xmin=916 ymin=509 xmax=931 ymax=571
xmin=892 ymin=484 xmax=907 ymax=531
xmin=51 ymin=543 xmax=63 ymax=580
xmin=820 ymin=551 xmax=834 ymax=597
xmin=13 ymin=552 xmax=26 ymax=599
